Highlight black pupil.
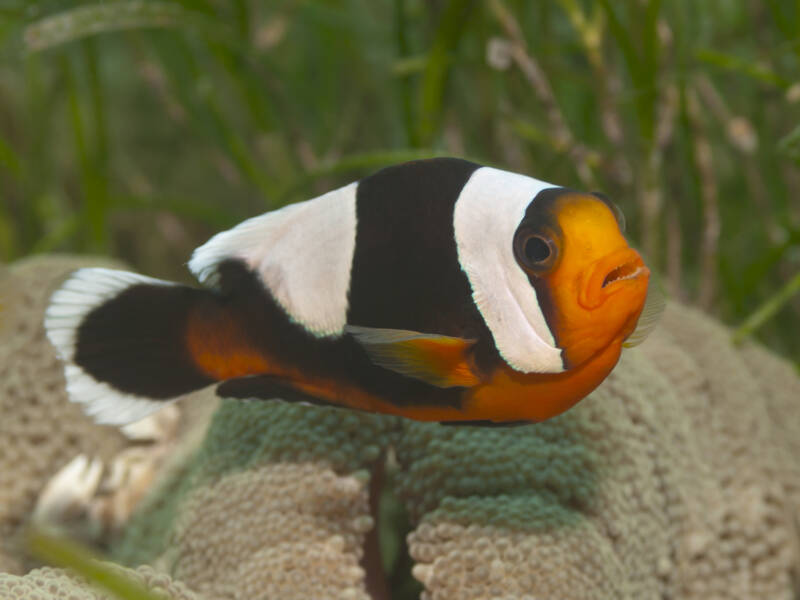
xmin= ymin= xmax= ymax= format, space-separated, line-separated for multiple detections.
xmin=524 ymin=236 xmax=550 ymax=263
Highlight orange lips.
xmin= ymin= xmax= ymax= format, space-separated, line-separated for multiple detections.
xmin=579 ymin=247 xmax=648 ymax=311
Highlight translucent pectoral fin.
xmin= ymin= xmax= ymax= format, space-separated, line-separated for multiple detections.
xmin=345 ymin=325 xmax=481 ymax=388
xmin=623 ymin=276 xmax=666 ymax=348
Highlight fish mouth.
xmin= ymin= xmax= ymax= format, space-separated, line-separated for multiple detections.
xmin=580 ymin=248 xmax=648 ymax=310
xmin=602 ymin=260 xmax=646 ymax=288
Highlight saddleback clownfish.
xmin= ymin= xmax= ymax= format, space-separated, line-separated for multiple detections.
xmin=45 ymin=158 xmax=662 ymax=426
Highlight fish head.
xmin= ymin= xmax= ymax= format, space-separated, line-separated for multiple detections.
xmin=514 ymin=190 xmax=650 ymax=369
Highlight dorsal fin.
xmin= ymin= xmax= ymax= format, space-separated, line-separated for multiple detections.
xmin=346 ymin=325 xmax=481 ymax=388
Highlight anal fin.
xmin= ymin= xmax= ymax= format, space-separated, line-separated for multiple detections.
xmin=217 ymin=375 xmax=340 ymax=408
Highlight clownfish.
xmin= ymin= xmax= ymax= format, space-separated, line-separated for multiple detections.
xmin=44 ymin=158 xmax=661 ymax=426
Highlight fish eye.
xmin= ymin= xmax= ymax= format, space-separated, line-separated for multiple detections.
xmin=525 ymin=236 xmax=551 ymax=262
xmin=513 ymin=229 xmax=558 ymax=273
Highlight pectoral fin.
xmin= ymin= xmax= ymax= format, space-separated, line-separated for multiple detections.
xmin=345 ymin=325 xmax=481 ymax=388
xmin=623 ymin=277 xmax=666 ymax=348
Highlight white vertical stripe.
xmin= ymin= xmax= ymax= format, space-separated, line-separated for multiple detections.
xmin=453 ymin=167 xmax=565 ymax=374
xmin=189 ymin=183 xmax=358 ymax=337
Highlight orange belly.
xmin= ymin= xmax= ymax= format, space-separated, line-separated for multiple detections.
xmin=457 ymin=339 xmax=622 ymax=422
xmin=284 ymin=340 xmax=623 ymax=424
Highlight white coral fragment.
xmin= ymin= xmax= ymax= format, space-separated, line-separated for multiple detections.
xmin=120 ymin=404 xmax=181 ymax=442
xmin=32 ymin=455 xmax=103 ymax=527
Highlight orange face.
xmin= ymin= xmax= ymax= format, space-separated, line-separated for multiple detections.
xmin=513 ymin=192 xmax=650 ymax=369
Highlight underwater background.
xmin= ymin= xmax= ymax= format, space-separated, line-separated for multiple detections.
xmin=0 ymin=0 xmax=798 ymax=366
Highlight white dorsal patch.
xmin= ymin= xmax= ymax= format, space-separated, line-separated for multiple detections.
xmin=453 ymin=167 xmax=565 ymax=374
xmin=45 ymin=268 xmax=180 ymax=425
xmin=189 ymin=183 xmax=358 ymax=337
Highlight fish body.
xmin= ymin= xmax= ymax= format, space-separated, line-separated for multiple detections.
xmin=45 ymin=158 xmax=657 ymax=426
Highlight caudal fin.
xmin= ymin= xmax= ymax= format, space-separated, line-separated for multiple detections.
xmin=45 ymin=268 xmax=221 ymax=425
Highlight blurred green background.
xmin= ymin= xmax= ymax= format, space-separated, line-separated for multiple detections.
xmin=0 ymin=0 xmax=798 ymax=365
